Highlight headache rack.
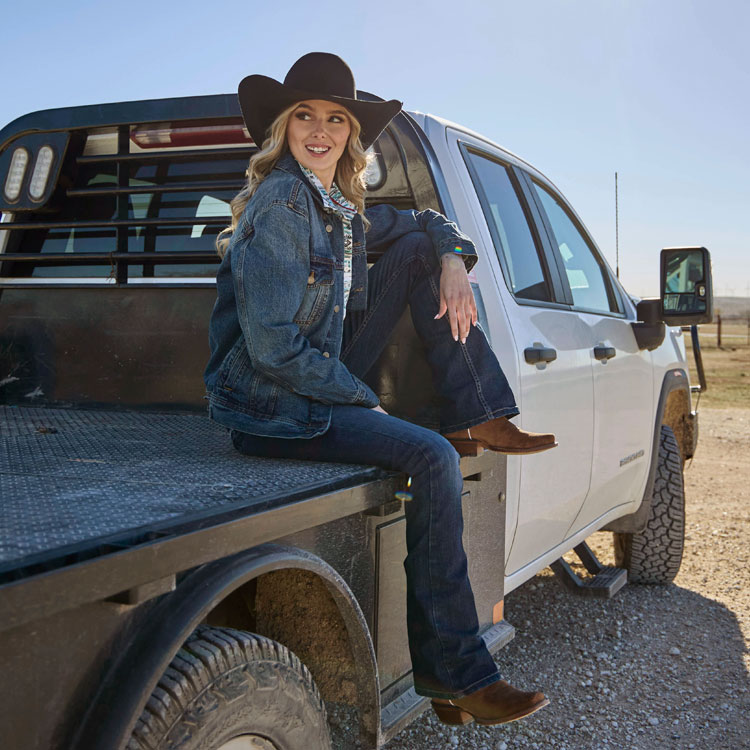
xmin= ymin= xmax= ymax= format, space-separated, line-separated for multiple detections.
xmin=0 ymin=95 xmax=254 ymax=286
xmin=0 ymin=93 xmax=432 ymax=288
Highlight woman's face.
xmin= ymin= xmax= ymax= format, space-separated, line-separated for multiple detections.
xmin=286 ymin=99 xmax=352 ymax=189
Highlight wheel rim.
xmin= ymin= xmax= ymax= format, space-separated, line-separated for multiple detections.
xmin=216 ymin=736 xmax=279 ymax=750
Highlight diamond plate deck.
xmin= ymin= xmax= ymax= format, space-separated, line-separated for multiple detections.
xmin=0 ymin=406 xmax=391 ymax=574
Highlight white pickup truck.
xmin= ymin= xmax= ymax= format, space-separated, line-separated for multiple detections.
xmin=0 ymin=91 xmax=712 ymax=750
xmin=409 ymin=109 xmax=710 ymax=587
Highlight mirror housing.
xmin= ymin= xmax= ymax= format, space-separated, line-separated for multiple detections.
xmin=631 ymin=299 xmax=665 ymax=350
xmin=660 ymin=246 xmax=713 ymax=325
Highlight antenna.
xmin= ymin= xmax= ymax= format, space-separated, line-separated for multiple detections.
xmin=615 ymin=171 xmax=619 ymax=279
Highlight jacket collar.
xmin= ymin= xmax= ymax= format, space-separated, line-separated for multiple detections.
xmin=272 ymin=151 xmax=364 ymax=233
xmin=273 ymin=150 xmax=305 ymax=178
xmin=273 ymin=151 xmax=331 ymax=213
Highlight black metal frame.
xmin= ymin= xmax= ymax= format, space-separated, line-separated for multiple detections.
xmin=688 ymin=324 xmax=707 ymax=393
xmin=0 ymin=122 xmax=244 ymax=284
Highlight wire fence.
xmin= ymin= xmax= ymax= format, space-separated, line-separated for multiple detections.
xmin=697 ymin=317 xmax=750 ymax=347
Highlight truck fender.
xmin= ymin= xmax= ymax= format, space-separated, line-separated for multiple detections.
xmin=602 ymin=368 xmax=691 ymax=534
xmin=72 ymin=543 xmax=380 ymax=750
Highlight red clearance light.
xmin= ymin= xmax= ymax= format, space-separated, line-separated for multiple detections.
xmin=130 ymin=122 xmax=255 ymax=149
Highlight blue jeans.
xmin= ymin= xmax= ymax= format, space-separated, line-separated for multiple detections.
xmin=230 ymin=231 xmax=519 ymax=698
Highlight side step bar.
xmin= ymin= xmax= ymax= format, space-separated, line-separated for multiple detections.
xmin=550 ymin=542 xmax=627 ymax=598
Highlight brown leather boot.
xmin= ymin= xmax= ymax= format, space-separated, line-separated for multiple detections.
xmin=431 ymin=679 xmax=549 ymax=726
xmin=444 ymin=417 xmax=557 ymax=456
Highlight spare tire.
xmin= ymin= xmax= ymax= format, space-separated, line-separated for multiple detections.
xmin=614 ymin=424 xmax=685 ymax=584
xmin=127 ymin=625 xmax=331 ymax=750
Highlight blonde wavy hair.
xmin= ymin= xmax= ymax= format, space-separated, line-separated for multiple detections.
xmin=216 ymin=100 xmax=374 ymax=258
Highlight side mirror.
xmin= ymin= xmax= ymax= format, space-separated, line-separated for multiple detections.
xmin=660 ymin=246 xmax=713 ymax=325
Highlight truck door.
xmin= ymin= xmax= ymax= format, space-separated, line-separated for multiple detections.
xmin=445 ymin=130 xmax=595 ymax=576
xmin=524 ymin=179 xmax=654 ymax=533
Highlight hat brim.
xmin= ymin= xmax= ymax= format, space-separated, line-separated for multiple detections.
xmin=238 ymin=74 xmax=403 ymax=152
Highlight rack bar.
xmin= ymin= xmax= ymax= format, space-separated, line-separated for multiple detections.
xmin=2 ymin=252 xmax=217 ymax=265
xmin=0 ymin=217 xmax=228 ymax=230
xmin=67 ymin=181 xmax=243 ymax=197
xmin=76 ymin=146 xmax=254 ymax=165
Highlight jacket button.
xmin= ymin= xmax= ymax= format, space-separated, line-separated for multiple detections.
xmin=322 ymin=351 xmax=330 ymax=358
xmin=333 ymin=305 xmax=340 ymax=313
xmin=325 ymin=224 xmax=333 ymax=232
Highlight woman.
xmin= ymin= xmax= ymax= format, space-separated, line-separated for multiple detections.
xmin=204 ymin=52 xmax=555 ymax=726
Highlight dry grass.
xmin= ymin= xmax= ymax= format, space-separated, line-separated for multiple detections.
xmin=684 ymin=322 xmax=750 ymax=409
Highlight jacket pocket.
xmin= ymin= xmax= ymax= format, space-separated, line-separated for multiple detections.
xmin=217 ymin=337 xmax=249 ymax=393
xmin=293 ymin=256 xmax=334 ymax=327
xmin=219 ymin=346 xmax=280 ymax=418
xmin=248 ymin=370 xmax=280 ymax=418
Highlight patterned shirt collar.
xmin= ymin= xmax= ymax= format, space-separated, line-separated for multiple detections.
xmin=296 ymin=159 xmax=358 ymax=222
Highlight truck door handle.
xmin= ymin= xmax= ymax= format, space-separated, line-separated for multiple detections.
xmin=593 ymin=346 xmax=616 ymax=361
xmin=524 ymin=346 xmax=557 ymax=365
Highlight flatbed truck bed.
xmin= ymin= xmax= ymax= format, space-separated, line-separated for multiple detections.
xmin=0 ymin=404 xmax=398 ymax=632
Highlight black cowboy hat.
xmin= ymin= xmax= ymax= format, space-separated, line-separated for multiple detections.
xmin=238 ymin=52 xmax=403 ymax=152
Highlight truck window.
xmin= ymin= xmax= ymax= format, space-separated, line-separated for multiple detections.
xmin=464 ymin=149 xmax=553 ymax=303
xmin=531 ymin=181 xmax=620 ymax=314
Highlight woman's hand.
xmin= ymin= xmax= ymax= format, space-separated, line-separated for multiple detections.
xmin=435 ymin=253 xmax=478 ymax=344
xmin=371 ymin=404 xmax=388 ymax=415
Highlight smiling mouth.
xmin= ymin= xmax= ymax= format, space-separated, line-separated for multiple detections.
xmin=306 ymin=145 xmax=331 ymax=154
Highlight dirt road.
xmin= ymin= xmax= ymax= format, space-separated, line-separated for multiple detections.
xmin=383 ymin=408 xmax=750 ymax=750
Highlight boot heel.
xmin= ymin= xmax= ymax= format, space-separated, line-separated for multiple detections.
xmin=446 ymin=439 xmax=484 ymax=457
xmin=431 ymin=701 xmax=474 ymax=725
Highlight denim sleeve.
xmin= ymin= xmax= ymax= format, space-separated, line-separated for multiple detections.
xmin=364 ymin=203 xmax=478 ymax=273
xmin=230 ymin=201 xmax=380 ymax=408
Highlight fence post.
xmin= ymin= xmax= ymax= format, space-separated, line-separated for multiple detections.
xmin=717 ymin=314 xmax=722 ymax=348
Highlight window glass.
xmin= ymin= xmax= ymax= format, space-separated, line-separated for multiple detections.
xmin=532 ymin=182 xmax=616 ymax=313
xmin=466 ymin=151 xmax=552 ymax=302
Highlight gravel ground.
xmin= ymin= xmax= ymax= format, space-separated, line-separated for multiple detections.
xmin=381 ymin=408 xmax=750 ymax=750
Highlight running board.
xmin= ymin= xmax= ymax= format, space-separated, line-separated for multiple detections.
xmin=550 ymin=542 xmax=628 ymax=598
xmin=379 ymin=619 xmax=515 ymax=743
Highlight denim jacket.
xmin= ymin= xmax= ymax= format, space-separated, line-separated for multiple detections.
xmin=204 ymin=151 xmax=479 ymax=438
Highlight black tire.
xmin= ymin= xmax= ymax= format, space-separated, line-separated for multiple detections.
xmin=613 ymin=424 xmax=685 ymax=584
xmin=127 ymin=625 xmax=332 ymax=750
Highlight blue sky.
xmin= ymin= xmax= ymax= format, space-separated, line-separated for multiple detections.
xmin=2 ymin=0 xmax=747 ymax=300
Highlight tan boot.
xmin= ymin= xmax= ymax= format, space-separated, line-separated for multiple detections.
xmin=432 ymin=679 xmax=550 ymax=726
xmin=445 ymin=417 xmax=557 ymax=456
